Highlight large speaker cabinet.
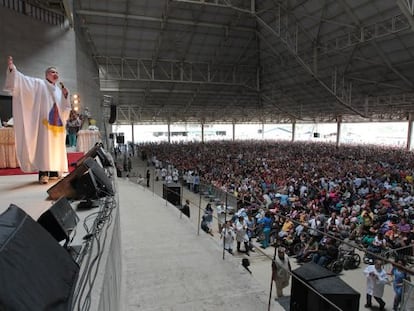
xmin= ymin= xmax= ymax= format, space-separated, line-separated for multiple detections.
xmin=0 ymin=204 xmax=79 ymax=311
xmin=162 ymin=183 xmax=181 ymax=206
xmin=290 ymin=263 xmax=360 ymax=311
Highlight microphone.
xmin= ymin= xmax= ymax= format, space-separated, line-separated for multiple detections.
xmin=59 ymin=82 xmax=65 ymax=89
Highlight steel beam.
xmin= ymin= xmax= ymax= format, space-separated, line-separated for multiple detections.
xmin=255 ymin=14 xmax=365 ymax=117
xmin=76 ymin=9 xmax=254 ymax=32
xmin=172 ymin=0 xmax=252 ymax=14
xmin=96 ymin=56 xmax=257 ymax=87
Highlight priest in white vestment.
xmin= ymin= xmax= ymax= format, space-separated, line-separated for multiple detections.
xmin=4 ymin=56 xmax=71 ymax=184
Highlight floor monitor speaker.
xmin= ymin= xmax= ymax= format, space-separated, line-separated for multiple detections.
xmin=48 ymin=157 xmax=114 ymax=200
xmin=0 ymin=204 xmax=79 ymax=310
xmin=76 ymin=143 xmax=113 ymax=167
xmin=37 ymin=197 xmax=79 ymax=243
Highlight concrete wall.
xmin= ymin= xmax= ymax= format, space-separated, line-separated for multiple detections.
xmin=73 ymin=7 xmax=103 ymax=130
xmin=0 ymin=6 xmax=103 ymax=129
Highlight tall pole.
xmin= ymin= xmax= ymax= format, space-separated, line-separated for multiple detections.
xmin=336 ymin=115 xmax=342 ymax=147
xmin=407 ymin=113 xmax=413 ymax=151
xmin=167 ymin=121 xmax=171 ymax=143
xmin=222 ymin=192 xmax=228 ymax=260
xmin=201 ymin=121 xmax=205 ymax=143
xmin=131 ymin=122 xmax=135 ymax=144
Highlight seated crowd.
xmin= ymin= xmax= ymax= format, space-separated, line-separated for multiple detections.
xmin=139 ymin=140 xmax=414 ymax=268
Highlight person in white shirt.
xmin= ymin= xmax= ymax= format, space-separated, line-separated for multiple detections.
xmin=221 ymin=221 xmax=235 ymax=255
xmin=363 ymin=259 xmax=390 ymax=310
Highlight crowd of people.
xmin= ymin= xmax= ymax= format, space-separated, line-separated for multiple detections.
xmin=138 ymin=139 xmax=414 ymax=310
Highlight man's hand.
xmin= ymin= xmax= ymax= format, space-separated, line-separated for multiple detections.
xmin=8 ymin=56 xmax=13 ymax=71
xmin=62 ymin=87 xmax=69 ymax=99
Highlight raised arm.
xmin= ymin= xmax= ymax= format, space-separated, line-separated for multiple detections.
xmin=8 ymin=56 xmax=14 ymax=72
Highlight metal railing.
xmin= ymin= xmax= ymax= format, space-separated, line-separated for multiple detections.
xmin=1 ymin=0 xmax=65 ymax=26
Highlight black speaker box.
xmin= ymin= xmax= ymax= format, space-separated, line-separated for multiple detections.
xmin=162 ymin=183 xmax=181 ymax=206
xmin=116 ymin=135 xmax=124 ymax=144
xmin=108 ymin=104 xmax=116 ymax=124
xmin=109 ymin=133 xmax=114 ymax=139
xmin=48 ymin=157 xmax=114 ymax=200
xmin=290 ymin=263 xmax=360 ymax=311
xmin=313 ymin=132 xmax=320 ymax=138
xmin=76 ymin=143 xmax=113 ymax=167
xmin=0 ymin=204 xmax=79 ymax=311
xmin=37 ymin=197 xmax=79 ymax=243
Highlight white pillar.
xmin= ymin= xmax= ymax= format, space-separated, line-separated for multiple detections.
xmin=201 ymin=122 xmax=205 ymax=143
xmin=261 ymin=123 xmax=264 ymax=139
xmin=336 ymin=116 xmax=342 ymax=147
xmin=167 ymin=122 xmax=171 ymax=143
xmin=291 ymin=120 xmax=296 ymax=142
xmin=407 ymin=113 xmax=413 ymax=151
xmin=232 ymin=122 xmax=235 ymax=141
xmin=131 ymin=123 xmax=134 ymax=144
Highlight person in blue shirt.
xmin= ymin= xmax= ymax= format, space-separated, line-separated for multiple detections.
xmin=258 ymin=212 xmax=273 ymax=249
xmin=390 ymin=258 xmax=411 ymax=311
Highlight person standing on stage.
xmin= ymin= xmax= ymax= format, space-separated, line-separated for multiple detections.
xmin=4 ymin=56 xmax=71 ymax=184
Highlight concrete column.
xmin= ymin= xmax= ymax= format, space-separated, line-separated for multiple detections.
xmin=167 ymin=122 xmax=171 ymax=143
xmin=261 ymin=123 xmax=264 ymax=139
xmin=291 ymin=120 xmax=296 ymax=142
xmin=232 ymin=122 xmax=235 ymax=141
xmin=407 ymin=113 xmax=413 ymax=151
xmin=201 ymin=122 xmax=204 ymax=143
xmin=131 ymin=123 xmax=134 ymax=144
xmin=336 ymin=116 xmax=342 ymax=147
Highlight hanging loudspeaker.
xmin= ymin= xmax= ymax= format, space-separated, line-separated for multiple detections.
xmin=108 ymin=104 xmax=116 ymax=124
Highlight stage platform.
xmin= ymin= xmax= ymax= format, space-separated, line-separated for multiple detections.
xmin=0 ymin=172 xmax=269 ymax=311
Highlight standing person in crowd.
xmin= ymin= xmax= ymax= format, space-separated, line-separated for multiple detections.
xmin=80 ymin=106 xmax=91 ymax=130
xmin=4 ymin=56 xmax=71 ymax=184
xmin=258 ymin=212 xmax=273 ymax=249
xmin=146 ymin=169 xmax=150 ymax=187
xmin=390 ymin=258 xmax=411 ymax=311
xmin=363 ymin=259 xmax=390 ymax=310
xmin=201 ymin=203 xmax=214 ymax=236
xmin=235 ymin=215 xmax=249 ymax=256
xmin=66 ymin=110 xmax=81 ymax=148
xmin=272 ymin=247 xmax=291 ymax=299
xmin=216 ymin=203 xmax=226 ymax=233
xmin=181 ymin=199 xmax=190 ymax=218
xmin=221 ymin=220 xmax=235 ymax=255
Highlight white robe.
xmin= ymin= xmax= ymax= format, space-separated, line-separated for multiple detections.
xmin=4 ymin=66 xmax=71 ymax=173
xmin=363 ymin=264 xmax=389 ymax=298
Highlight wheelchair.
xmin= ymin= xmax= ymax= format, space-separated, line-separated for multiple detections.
xmin=339 ymin=249 xmax=361 ymax=270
